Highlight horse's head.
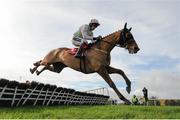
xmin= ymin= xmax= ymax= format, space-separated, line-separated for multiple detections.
xmin=117 ymin=23 xmax=140 ymax=54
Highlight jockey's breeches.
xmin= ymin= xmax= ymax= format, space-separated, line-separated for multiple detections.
xmin=72 ymin=37 xmax=88 ymax=47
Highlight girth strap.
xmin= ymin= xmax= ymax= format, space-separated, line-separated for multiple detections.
xmin=80 ymin=54 xmax=86 ymax=73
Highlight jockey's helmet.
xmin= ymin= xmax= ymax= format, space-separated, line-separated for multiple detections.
xmin=89 ymin=19 xmax=100 ymax=26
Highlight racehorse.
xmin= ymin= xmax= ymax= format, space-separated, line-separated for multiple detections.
xmin=30 ymin=23 xmax=140 ymax=104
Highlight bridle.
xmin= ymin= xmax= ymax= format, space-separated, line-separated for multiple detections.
xmin=100 ymin=23 xmax=134 ymax=48
xmin=101 ymin=30 xmax=135 ymax=49
xmin=92 ymin=23 xmax=135 ymax=54
xmin=101 ymin=30 xmax=127 ymax=47
xmin=117 ymin=29 xmax=128 ymax=47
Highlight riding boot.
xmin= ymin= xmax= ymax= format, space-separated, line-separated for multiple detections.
xmin=75 ymin=43 xmax=84 ymax=58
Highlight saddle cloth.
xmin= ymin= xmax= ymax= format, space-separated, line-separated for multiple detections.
xmin=69 ymin=48 xmax=78 ymax=55
xmin=68 ymin=44 xmax=89 ymax=55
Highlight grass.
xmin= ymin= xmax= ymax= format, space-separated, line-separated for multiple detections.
xmin=0 ymin=105 xmax=180 ymax=119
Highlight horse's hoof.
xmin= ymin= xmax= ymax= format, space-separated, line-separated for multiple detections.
xmin=36 ymin=71 xmax=40 ymax=76
xmin=126 ymin=86 xmax=131 ymax=94
xmin=33 ymin=63 xmax=38 ymax=66
xmin=30 ymin=68 xmax=33 ymax=74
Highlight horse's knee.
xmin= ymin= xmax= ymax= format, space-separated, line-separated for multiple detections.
xmin=119 ymin=70 xmax=125 ymax=75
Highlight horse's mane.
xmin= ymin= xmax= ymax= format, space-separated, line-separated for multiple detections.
xmin=89 ymin=30 xmax=121 ymax=48
xmin=102 ymin=30 xmax=120 ymax=39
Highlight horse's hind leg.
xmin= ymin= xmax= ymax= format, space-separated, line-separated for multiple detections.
xmin=30 ymin=60 xmax=42 ymax=74
xmin=36 ymin=62 xmax=66 ymax=75
xmin=30 ymin=66 xmax=38 ymax=74
xmin=33 ymin=60 xmax=42 ymax=66
xmin=52 ymin=62 xmax=66 ymax=73
xmin=36 ymin=66 xmax=49 ymax=75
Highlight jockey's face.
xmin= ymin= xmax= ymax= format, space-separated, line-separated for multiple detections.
xmin=89 ymin=23 xmax=99 ymax=31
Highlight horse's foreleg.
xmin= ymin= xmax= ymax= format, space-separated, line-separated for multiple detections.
xmin=98 ymin=68 xmax=131 ymax=105
xmin=107 ymin=66 xmax=131 ymax=94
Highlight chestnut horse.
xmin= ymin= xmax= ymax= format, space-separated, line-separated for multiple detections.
xmin=30 ymin=23 xmax=140 ymax=104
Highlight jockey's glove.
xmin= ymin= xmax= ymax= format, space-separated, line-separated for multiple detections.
xmin=97 ymin=35 xmax=102 ymax=40
xmin=93 ymin=35 xmax=102 ymax=41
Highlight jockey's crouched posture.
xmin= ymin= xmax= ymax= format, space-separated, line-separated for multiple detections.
xmin=72 ymin=19 xmax=102 ymax=58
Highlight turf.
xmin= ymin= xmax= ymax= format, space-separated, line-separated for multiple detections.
xmin=0 ymin=105 xmax=180 ymax=119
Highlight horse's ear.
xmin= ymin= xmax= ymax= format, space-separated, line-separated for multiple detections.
xmin=124 ymin=22 xmax=127 ymax=30
xmin=128 ymin=27 xmax=132 ymax=32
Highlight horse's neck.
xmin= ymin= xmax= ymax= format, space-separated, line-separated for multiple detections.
xmin=94 ymin=31 xmax=120 ymax=53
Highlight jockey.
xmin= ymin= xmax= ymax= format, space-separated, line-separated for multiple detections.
xmin=72 ymin=19 xmax=102 ymax=58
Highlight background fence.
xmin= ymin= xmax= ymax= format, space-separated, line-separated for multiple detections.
xmin=0 ymin=78 xmax=109 ymax=107
xmin=148 ymin=99 xmax=180 ymax=106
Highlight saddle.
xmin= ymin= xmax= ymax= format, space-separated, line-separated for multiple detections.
xmin=67 ymin=41 xmax=98 ymax=73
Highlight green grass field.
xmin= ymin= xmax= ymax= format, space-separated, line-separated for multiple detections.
xmin=0 ymin=105 xmax=180 ymax=119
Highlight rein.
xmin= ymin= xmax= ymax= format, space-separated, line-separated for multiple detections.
xmin=91 ymin=30 xmax=126 ymax=55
